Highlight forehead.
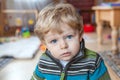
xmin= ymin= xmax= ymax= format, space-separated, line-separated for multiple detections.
xmin=44 ymin=25 xmax=76 ymax=38
xmin=50 ymin=23 xmax=76 ymax=33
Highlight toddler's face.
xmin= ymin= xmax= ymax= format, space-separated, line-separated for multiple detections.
xmin=44 ymin=24 xmax=82 ymax=61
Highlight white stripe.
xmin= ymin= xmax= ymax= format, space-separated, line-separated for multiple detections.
xmin=96 ymin=57 xmax=101 ymax=66
xmin=70 ymin=65 xmax=94 ymax=68
xmin=68 ymin=69 xmax=94 ymax=73
xmin=40 ymin=62 xmax=59 ymax=69
xmin=38 ymin=66 xmax=60 ymax=73
xmin=33 ymin=75 xmax=37 ymax=80
xmin=39 ymin=60 xmax=56 ymax=65
xmin=72 ymin=61 xmax=95 ymax=66
xmin=79 ymin=59 xmax=96 ymax=62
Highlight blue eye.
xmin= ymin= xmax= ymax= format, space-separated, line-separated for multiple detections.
xmin=66 ymin=35 xmax=73 ymax=39
xmin=50 ymin=39 xmax=57 ymax=44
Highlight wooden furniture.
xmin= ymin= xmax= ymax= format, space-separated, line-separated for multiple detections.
xmin=103 ymin=0 xmax=117 ymax=2
xmin=67 ymin=0 xmax=95 ymax=24
xmin=92 ymin=6 xmax=120 ymax=54
xmin=0 ymin=0 xmax=5 ymax=37
xmin=1 ymin=10 xmax=38 ymax=36
xmin=2 ymin=10 xmax=38 ymax=20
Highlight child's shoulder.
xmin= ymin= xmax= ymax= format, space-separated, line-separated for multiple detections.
xmin=85 ymin=48 xmax=102 ymax=59
xmin=39 ymin=52 xmax=52 ymax=61
xmin=83 ymin=48 xmax=103 ymax=67
xmin=81 ymin=48 xmax=104 ymax=72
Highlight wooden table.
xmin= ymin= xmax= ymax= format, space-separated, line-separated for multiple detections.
xmin=92 ymin=6 xmax=120 ymax=54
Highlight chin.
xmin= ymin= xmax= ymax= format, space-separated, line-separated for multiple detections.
xmin=62 ymin=58 xmax=71 ymax=61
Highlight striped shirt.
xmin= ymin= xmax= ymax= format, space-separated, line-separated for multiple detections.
xmin=31 ymin=48 xmax=111 ymax=80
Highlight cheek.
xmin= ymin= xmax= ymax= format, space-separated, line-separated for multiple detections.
xmin=46 ymin=45 xmax=59 ymax=55
xmin=48 ymin=48 xmax=60 ymax=59
xmin=46 ymin=43 xmax=58 ymax=50
xmin=70 ymin=41 xmax=79 ymax=46
xmin=69 ymin=37 xmax=80 ymax=46
xmin=72 ymin=43 xmax=80 ymax=55
xmin=72 ymin=42 xmax=80 ymax=50
xmin=68 ymin=39 xmax=80 ymax=51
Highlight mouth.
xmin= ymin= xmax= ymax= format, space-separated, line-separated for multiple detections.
xmin=62 ymin=52 xmax=71 ymax=57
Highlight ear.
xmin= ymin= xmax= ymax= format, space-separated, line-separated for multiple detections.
xmin=40 ymin=40 xmax=47 ymax=51
xmin=40 ymin=43 xmax=47 ymax=51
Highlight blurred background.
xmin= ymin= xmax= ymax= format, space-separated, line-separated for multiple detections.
xmin=0 ymin=0 xmax=120 ymax=80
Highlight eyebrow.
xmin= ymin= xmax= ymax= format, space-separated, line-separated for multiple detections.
xmin=44 ymin=30 xmax=77 ymax=40
xmin=45 ymin=35 xmax=58 ymax=41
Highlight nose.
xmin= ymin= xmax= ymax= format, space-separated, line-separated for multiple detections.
xmin=60 ymin=39 xmax=68 ymax=49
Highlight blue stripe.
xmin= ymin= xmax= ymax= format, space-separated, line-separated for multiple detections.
xmin=35 ymin=65 xmax=45 ymax=78
xmin=34 ymin=60 xmax=108 ymax=80
xmin=89 ymin=60 xmax=107 ymax=80
xmin=42 ymin=74 xmax=60 ymax=80
xmin=35 ymin=65 xmax=60 ymax=80
xmin=41 ymin=73 xmax=88 ymax=80
xmin=67 ymin=74 xmax=88 ymax=80
xmin=34 ymin=65 xmax=89 ymax=80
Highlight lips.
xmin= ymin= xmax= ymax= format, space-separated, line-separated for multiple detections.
xmin=62 ymin=52 xmax=71 ymax=57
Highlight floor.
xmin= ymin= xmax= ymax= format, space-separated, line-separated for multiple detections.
xmin=0 ymin=28 xmax=120 ymax=80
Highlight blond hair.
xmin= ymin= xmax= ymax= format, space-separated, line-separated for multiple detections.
xmin=34 ymin=3 xmax=83 ymax=42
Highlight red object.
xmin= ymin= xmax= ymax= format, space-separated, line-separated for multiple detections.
xmin=83 ymin=24 xmax=95 ymax=32
xmin=40 ymin=44 xmax=46 ymax=51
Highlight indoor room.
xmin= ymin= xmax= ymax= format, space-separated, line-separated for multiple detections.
xmin=0 ymin=0 xmax=120 ymax=80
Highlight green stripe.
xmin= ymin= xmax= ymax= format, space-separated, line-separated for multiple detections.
xmin=85 ymin=48 xmax=97 ymax=58
xmin=31 ymin=72 xmax=45 ymax=80
xmin=99 ymin=71 xmax=111 ymax=80
xmin=60 ymin=72 xmax=65 ymax=80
